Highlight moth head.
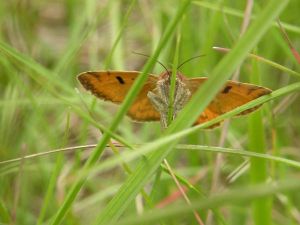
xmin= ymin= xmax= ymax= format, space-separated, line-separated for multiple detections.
xmin=158 ymin=70 xmax=186 ymax=85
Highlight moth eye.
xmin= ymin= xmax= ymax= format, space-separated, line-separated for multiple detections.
xmin=116 ymin=76 xmax=125 ymax=84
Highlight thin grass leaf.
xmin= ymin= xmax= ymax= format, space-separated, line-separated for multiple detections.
xmin=167 ymin=29 xmax=181 ymax=125
xmin=53 ymin=0 xmax=109 ymax=74
xmin=0 ymin=41 xmax=73 ymax=95
xmin=84 ymin=85 xmax=298 ymax=222
xmin=1 ymin=1 xmax=298 ymax=224
xmin=12 ymin=82 xmax=295 ymax=184
xmin=93 ymin=1 xmax=193 ymax=224
xmin=213 ymin=46 xmax=300 ymax=78
xmin=248 ymin=56 xmax=272 ymax=225
xmin=0 ymin=193 xmax=11 ymax=223
xmin=115 ymin=179 xmax=300 ymax=225
xmin=50 ymin=1 xmax=192 ymax=224
xmin=37 ymin=111 xmax=71 ymax=225
xmin=177 ymin=145 xmax=300 ymax=169
xmin=94 ymin=1 xmax=289 ymax=224
xmin=193 ymin=1 xmax=300 ymax=34
xmin=104 ymin=0 xmax=137 ymax=69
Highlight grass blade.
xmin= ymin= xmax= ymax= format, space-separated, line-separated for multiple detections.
xmin=50 ymin=1 xmax=193 ymax=225
xmin=93 ymin=1 xmax=289 ymax=223
xmin=116 ymin=179 xmax=300 ymax=225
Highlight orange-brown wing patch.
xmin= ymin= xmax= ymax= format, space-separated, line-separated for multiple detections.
xmin=187 ymin=78 xmax=271 ymax=128
xmin=127 ymin=83 xmax=161 ymax=122
xmin=77 ymin=71 xmax=160 ymax=122
xmin=194 ymin=108 xmax=222 ymax=128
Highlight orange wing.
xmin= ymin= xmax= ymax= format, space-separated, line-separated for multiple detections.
xmin=187 ymin=78 xmax=272 ymax=127
xmin=77 ymin=71 xmax=160 ymax=121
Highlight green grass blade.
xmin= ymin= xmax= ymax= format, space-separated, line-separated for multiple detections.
xmin=248 ymin=58 xmax=272 ymax=225
xmin=193 ymin=1 xmax=300 ymax=34
xmin=167 ymin=30 xmax=181 ymax=125
xmin=0 ymin=196 xmax=11 ymax=223
xmin=104 ymin=0 xmax=136 ymax=69
xmin=213 ymin=47 xmax=300 ymax=78
xmin=24 ymin=82 xmax=296 ymax=183
xmin=89 ymin=84 xmax=298 ymax=225
xmin=92 ymin=1 xmax=290 ymax=222
xmin=168 ymin=0 xmax=289 ymax=133
xmin=37 ymin=112 xmax=71 ymax=225
xmin=176 ymin=145 xmax=300 ymax=169
xmin=93 ymin=1 xmax=193 ymax=224
xmin=53 ymin=0 xmax=110 ymax=74
xmin=50 ymin=1 xmax=192 ymax=225
xmin=1 ymin=1 xmax=298 ymax=224
xmin=0 ymin=41 xmax=72 ymax=95
xmin=115 ymin=179 xmax=300 ymax=225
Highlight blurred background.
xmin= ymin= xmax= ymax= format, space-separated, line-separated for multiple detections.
xmin=0 ymin=0 xmax=299 ymax=225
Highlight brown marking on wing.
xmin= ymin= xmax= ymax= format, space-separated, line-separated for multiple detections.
xmin=222 ymin=85 xmax=232 ymax=94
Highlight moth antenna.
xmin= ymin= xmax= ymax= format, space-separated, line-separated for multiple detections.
xmin=132 ymin=51 xmax=169 ymax=75
xmin=177 ymin=54 xmax=206 ymax=70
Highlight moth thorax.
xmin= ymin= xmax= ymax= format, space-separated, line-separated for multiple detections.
xmin=147 ymin=71 xmax=191 ymax=128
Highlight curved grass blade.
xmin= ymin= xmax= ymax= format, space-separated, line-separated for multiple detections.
xmin=93 ymin=1 xmax=290 ymax=223
xmin=193 ymin=1 xmax=300 ymax=34
xmin=50 ymin=1 xmax=193 ymax=224
xmin=115 ymin=179 xmax=300 ymax=225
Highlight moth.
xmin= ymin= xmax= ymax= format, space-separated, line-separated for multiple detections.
xmin=77 ymin=70 xmax=271 ymax=128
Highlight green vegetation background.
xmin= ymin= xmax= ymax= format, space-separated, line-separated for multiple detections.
xmin=0 ymin=0 xmax=299 ymax=225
